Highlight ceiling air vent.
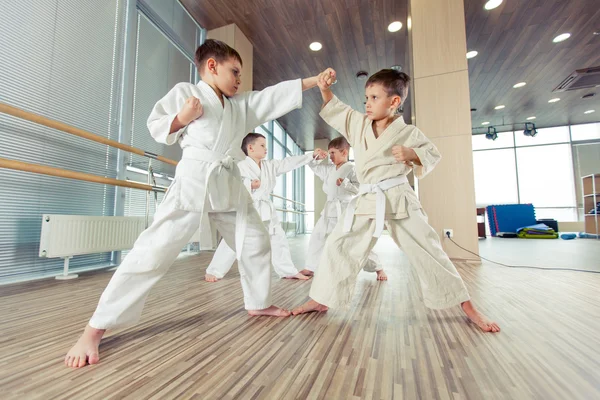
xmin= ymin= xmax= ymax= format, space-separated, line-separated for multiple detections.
xmin=553 ymin=66 xmax=600 ymax=92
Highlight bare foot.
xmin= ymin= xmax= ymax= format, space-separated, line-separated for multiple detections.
xmin=248 ymin=305 xmax=291 ymax=317
xmin=299 ymin=269 xmax=314 ymax=277
xmin=376 ymin=270 xmax=388 ymax=281
xmin=284 ymin=272 xmax=311 ymax=280
xmin=461 ymin=301 xmax=501 ymax=333
xmin=291 ymin=299 xmax=329 ymax=315
xmin=204 ymin=274 xmax=220 ymax=282
xmin=64 ymin=325 xmax=105 ymax=368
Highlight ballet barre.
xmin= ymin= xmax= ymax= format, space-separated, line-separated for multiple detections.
xmin=0 ymin=102 xmax=178 ymax=166
xmin=0 ymin=158 xmax=166 ymax=193
xmin=270 ymin=193 xmax=306 ymax=208
xmin=275 ymin=208 xmax=306 ymax=215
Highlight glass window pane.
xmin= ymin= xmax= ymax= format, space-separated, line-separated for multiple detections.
xmin=472 ymin=131 xmax=514 ymax=150
xmin=514 ymin=126 xmax=570 ymax=147
xmin=255 ymin=125 xmax=269 ymax=137
xmin=571 ymin=123 xmax=600 ymax=142
xmin=572 ymin=142 xmax=600 ymax=214
xmin=535 ymin=208 xmax=578 ymax=222
xmin=472 ymin=149 xmax=518 ymax=205
xmin=274 ymin=122 xmax=284 ymax=142
xmin=286 ymin=171 xmax=294 ymax=201
xmin=274 ymin=142 xmax=284 ymax=160
xmin=516 ymin=144 xmax=576 ymax=207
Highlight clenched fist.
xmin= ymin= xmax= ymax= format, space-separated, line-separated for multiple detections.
xmin=178 ymin=97 xmax=204 ymax=125
xmin=317 ymin=68 xmax=337 ymax=91
xmin=251 ymin=179 xmax=261 ymax=189
xmin=336 ymin=178 xmax=344 ymax=186
xmin=313 ymin=148 xmax=327 ymax=160
xmin=392 ymin=145 xmax=417 ymax=166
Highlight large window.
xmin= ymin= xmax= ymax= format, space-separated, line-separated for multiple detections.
xmin=472 ymin=126 xmax=590 ymax=222
xmin=0 ymin=0 xmax=125 ymax=282
xmin=472 ymin=149 xmax=518 ymax=205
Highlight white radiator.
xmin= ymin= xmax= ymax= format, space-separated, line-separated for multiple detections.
xmin=39 ymin=215 xmax=212 ymax=280
xmin=40 ymin=215 xmax=147 ymax=258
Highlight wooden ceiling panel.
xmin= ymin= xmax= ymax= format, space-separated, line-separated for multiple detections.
xmin=465 ymin=0 xmax=600 ymax=134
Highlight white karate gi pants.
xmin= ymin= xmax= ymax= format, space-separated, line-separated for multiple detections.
xmin=206 ymin=220 xmax=299 ymax=279
xmin=305 ymin=215 xmax=382 ymax=273
xmin=309 ymin=206 xmax=471 ymax=310
xmin=89 ymin=193 xmax=272 ymax=330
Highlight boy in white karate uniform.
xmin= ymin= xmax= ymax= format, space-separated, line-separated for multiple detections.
xmin=65 ymin=39 xmax=332 ymax=368
xmin=300 ymin=137 xmax=387 ymax=281
xmin=205 ymin=132 xmax=326 ymax=281
xmin=292 ymin=69 xmax=500 ymax=333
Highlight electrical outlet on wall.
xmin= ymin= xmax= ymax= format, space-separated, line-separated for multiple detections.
xmin=443 ymin=229 xmax=453 ymax=238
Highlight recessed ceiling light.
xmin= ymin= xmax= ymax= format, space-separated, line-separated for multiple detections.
xmin=513 ymin=82 xmax=527 ymax=88
xmin=526 ymin=116 xmax=536 ymax=120
xmin=495 ymin=105 xmax=506 ymax=110
xmin=466 ymin=51 xmax=478 ymax=59
xmin=309 ymin=42 xmax=322 ymax=51
xmin=553 ymin=33 xmax=571 ymax=43
xmin=584 ymin=110 xmax=596 ymax=114
xmin=484 ymin=0 xmax=503 ymax=10
xmin=548 ymin=98 xmax=561 ymax=103
xmin=356 ymin=70 xmax=369 ymax=80
xmin=388 ymin=22 xmax=402 ymax=32
xmin=482 ymin=121 xmax=490 ymax=125
xmin=391 ymin=65 xmax=402 ymax=71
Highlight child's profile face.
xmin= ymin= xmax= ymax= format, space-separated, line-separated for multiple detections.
xmin=364 ymin=83 xmax=401 ymax=121
xmin=328 ymin=147 xmax=348 ymax=164
xmin=249 ymin=137 xmax=267 ymax=159
xmin=210 ymin=57 xmax=242 ymax=97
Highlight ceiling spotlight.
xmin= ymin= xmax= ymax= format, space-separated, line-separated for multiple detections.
xmin=553 ymin=33 xmax=571 ymax=43
xmin=466 ymin=51 xmax=478 ymax=59
xmin=391 ymin=65 xmax=402 ymax=71
xmin=548 ymin=98 xmax=561 ymax=103
xmin=495 ymin=105 xmax=506 ymax=110
xmin=482 ymin=121 xmax=490 ymax=125
xmin=523 ymin=122 xmax=538 ymax=137
xmin=388 ymin=21 xmax=402 ymax=32
xmin=484 ymin=0 xmax=503 ymax=10
xmin=513 ymin=82 xmax=527 ymax=88
xmin=584 ymin=110 xmax=596 ymax=114
xmin=486 ymin=126 xmax=498 ymax=140
xmin=309 ymin=42 xmax=322 ymax=51
xmin=356 ymin=70 xmax=369 ymax=80
xmin=526 ymin=116 xmax=536 ymax=120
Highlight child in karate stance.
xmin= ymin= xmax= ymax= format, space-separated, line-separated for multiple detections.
xmin=300 ymin=137 xmax=387 ymax=281
xmin=204 ymin=132 xmax=326 ymax=281
xmin=292 ymin=69 xmax=500 ymax=333
xmin=65 ymin=39 xmax=332 ymax=368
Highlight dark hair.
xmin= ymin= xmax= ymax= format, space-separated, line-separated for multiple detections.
xmin=366 ymin=69 xmax=411 ymax=106
xmin=194 ymin=39 xmax=243 ymax=73
xmin=328 ymin=136 xmax=350 ymax=152
xmin=242 ymin=133 xmax=265 ymax=156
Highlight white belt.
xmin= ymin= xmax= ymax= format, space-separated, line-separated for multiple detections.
xmin=182 ymin=148 xmax=247 ymax=259
xmin=322 ymin=198 xmax=342 ymax=221
xmin=255 ymin=197 xmax=277 ymax=234
xmin=343 ymin=176 xmax=409 ymax=238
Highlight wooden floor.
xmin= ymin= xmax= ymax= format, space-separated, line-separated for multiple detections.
xmin=1 ymin=235 xmax=600 ymax=399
